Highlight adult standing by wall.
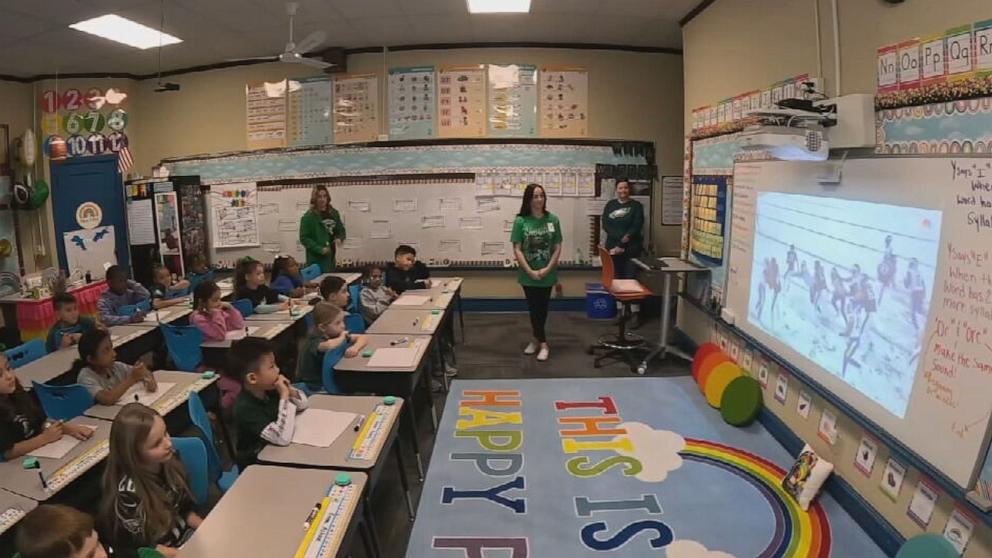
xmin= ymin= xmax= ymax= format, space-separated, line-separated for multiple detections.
xmin=602 ymin=178 xmax=645 ymax=326
xmin=511 ymin=183 xmax=562 ymax=362
xmin=299 ymin=185 xmax=346 ymax=272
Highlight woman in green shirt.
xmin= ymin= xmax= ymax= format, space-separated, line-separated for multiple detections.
xmin=602 ymin=178 xmax=645 ymax=326
xmin=511 ymin=183 xmax=563 ymax=362
xmin=299 ymin=185 xmax=346 ymax=272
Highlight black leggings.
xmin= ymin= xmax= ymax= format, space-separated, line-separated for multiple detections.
xmin=522 ymin=285 xmax=553 ymax=343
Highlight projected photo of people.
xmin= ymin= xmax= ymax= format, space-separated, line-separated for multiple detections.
xmin=747 ymin=193 xmax=942 ymax=418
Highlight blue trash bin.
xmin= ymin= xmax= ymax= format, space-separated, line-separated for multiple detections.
xmin=586 ymin=283 xmax=617 ymax=319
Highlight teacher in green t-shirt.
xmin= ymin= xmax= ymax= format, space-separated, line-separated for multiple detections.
xmin=299 ymin=185 xmax=346 ymax=273
xmin=511 ymin=183 xmax=563 ymax=362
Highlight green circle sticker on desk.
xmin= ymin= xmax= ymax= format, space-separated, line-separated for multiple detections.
xmin=335 ymin=473 xmax=352 ymax=486
xmin=202 ymin=371 xmax=216 ymax=379
xmin=383 ymin=396 xmax=397 ymax=406
xmin=431 ymin=309 xmax=440 ymax=315
xmin=362 ymin=349 xmax=374 ymax=358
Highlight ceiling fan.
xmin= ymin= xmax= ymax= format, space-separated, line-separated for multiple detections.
xmin=232 ymin=2 xmax=334 ymax=70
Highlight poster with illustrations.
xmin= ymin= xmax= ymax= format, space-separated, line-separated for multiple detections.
xmin=487 ymin=64 xmax=538 ymax=136
xmin=64 ymin=226 xmax=117 ymax=278
xmin=39 ymin=86 xmax=130 ymax=159
xmin=438 ymin=65 xmax=487 ymax=138
xmin=333 ymin=74 xmax=379 ymax=144
xmin=246 ymin=80 xmax=288 ymax=149
xmin=287 ymin=76 xmax=333 ymax=147
xmin=389 ymin=66 xmax=435 ymax=140
xmin=540 ymin=67 xmax=588 ymax=137
xmin=210 ymin=183 xmax=259 ymax=248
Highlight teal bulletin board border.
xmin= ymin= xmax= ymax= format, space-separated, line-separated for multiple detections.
xmin=876 ymin=98 xmax=992 ymax=154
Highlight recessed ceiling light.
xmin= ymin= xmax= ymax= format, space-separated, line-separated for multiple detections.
xmin=467 ymin=0 xmax=531 ymax=14
xmin=69 ymin=14 xmax=182 ymax=50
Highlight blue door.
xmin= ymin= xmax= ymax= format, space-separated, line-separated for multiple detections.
xmin=49 ymin=155 xmax=129 ymax=274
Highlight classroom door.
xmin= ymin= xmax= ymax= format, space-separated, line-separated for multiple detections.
xmin=49 ymin=154 xmax=129 ymax=274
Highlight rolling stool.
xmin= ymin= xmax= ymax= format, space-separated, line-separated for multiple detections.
xmin=588 ymin=246 xmax=655 ymax=374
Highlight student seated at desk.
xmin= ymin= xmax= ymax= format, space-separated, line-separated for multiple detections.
xmin=98 ymin=266 xmax=151 ymax=326
xmin=15 ymin=504 xmax=154 ymax=558
xmin=230 ymin=338 xmax=309 ymax=470
xmin=270 ymin=255 xmax=316 ymax=298
xmin=0 ymin=353 xmax=93 ymax=461
xmin=149 ymin=264 xmax=191 ymax=310
xmin=190 ymin=280 xmax=244 ymax=342
xmin=320 ymin=275 xmax=364 ymax=332
xmin=187 ymin=254 xmax=211 ymax=279
xmin=386 ymin=244 xmax=431 ymax=294
xmin=232 ymin=259 xmax=289 ymax=313
xmin=73 ymin=329 xmax=157 ymax=406
xmin=101 ymin=404 xmax=201 ymax=558
xmin=299 ymin=303 xmax=368 ymax=392
xmin=47 ymin=292 xmax=102 ymax=352
xmin=360 ymin=263 xmax=397 ymax=324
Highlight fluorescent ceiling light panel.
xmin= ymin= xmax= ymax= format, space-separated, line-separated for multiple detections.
xmin=467 ymin=0 xmax=531 ymax=14
xmin=69 ymin=14 xmax=182 ymax=50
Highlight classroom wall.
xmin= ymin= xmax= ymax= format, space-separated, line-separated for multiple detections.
xmin=681 ymin=1 xmax=992 ymax=555
xmin=129 ymin=47 xmax=685 ymax=258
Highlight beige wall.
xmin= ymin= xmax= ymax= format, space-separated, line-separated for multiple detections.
xmin=682 ymin=1 xmax=992 ymax=555
xmin=130 ymin=48 xmax=684 ymax=255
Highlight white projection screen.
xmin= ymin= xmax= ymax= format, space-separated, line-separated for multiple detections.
xmin=726 ymin=158 xmax=992 ymax=487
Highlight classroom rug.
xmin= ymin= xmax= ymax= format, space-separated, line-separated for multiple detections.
xmin=406 ymin=377 xmax=886 ymax=558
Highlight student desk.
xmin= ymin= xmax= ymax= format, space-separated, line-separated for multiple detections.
xmin=391 ymin=284 xmax=461 ymax=365
xmin=200 ymin=322 xmax=291 ymax=348
xmin=128 ymin=307 xmax=192 ymax=327
xmin=13 ymin=347 xmax=78 ymax=389
xmin=426 ymin=276 xmax=465 ymax=341
xmin=0 ymin=489 xmax=36 ymax=536
xmin=244 ymin=304 xmax=314 ymax=322
xmin=258 ymin=395 xmax=413 ymax=553
xmin=334 ymin=335 xmax=435 ymax=481
xmin=82 ymin=371 xmax=218 ymax=421
xmin=110 ymin=324 xmax=156 ymax=347
xmin=366 ymin=308 xmax=445 ymax=336
xmin=0 ymin=417 xmax=111 ymax=502
xmin=632 ymin=257 xmax=710 ymax=372
xmin=177 ymin=466 xmax=369 ymax=558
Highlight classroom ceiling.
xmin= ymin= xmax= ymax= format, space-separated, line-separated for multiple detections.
xmin=0 ymin=0 xmax=692 ymax=78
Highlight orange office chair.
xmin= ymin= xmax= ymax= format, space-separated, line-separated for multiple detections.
xmin=588 ymin=246 xmax=654 ymax=374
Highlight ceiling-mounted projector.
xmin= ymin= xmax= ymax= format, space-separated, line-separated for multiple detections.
xmin=739 ymin=125 xmax=829 ymax=161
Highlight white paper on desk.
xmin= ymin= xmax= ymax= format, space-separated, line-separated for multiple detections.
xmin=142 ymin=312 xmax=163 ymax=324
xmin=225 ymin=327 xmax=259 ymax=340
xmin=292 ymin=409 xmax=357 ymax=447
xmin=116 ymin=382 xmax=176 ymax=407
xmin=610 ymin=279 xmax=644 ymax=293
xmin=367 ymin=347 xmax=419 ymax=368
xmin=27 ymin=424 xmax=98 ymax=459
xmin=393 ymin=295 xmax=430 ymax=306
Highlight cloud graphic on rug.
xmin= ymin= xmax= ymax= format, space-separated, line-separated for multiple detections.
xmin=665 ymin=540 xmax=736 ymax=558
xmin=615 ymin=422 xmax=685 ymax=482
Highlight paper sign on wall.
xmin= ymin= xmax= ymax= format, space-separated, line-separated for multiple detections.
xmin=817 ymin=408 xmax=838 ymax=445
xmin=943 ymin=507 xmax=976 ymax=554
xmin=773 ymin=373 xmax=788 ymax=404
xmin=388 ymin=66 xmax=435 ymax=140
xmin=907 ymin=479 xmax=939 ymax=529
xmin=246 ymin=80 xmax=287 ymax=150
xmin=438 ymin=65 xmax=487 ymax=138
xmin=488 ymin=64 xmax=538 ymax=137
xmin=879 ymin=458 xmax=906 ymax=501
xmin=210 ymin=183 xmax=259 ymax=248
xmin=540 ymin=67 xmax=588 ymax=137
xmin=854 ymin=436 xmax=878 ymax=477
xmin=334 ymin=74 xmax=379 ymax=144
xmin=796 ymin=391 xmax=812 ymax=419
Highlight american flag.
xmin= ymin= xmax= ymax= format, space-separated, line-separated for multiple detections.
xmin=117 ymin=145 xmax=133 ymax=175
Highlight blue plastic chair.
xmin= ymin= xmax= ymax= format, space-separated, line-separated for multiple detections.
xmin=187 ymin=270 xmax=215 ymax=293
xmin=345 ymin=312 xmax=365 ymax=334
xmin=4 ymin=339 xmax=47 ymax=368
xmin=231 ymin=298 xmax=254 ymax=319
xmin=31 ymin=383 xmax=93 ymax=420
xmin=301 ymin=263 xmax=321 ymax=282
xmin=160 ymin=324 xmax=203 ymax=372
xmin=348 ymin=283 xmax=360 ymax=313
xmin=187 ymin=392 xmax=239 ymax=493
xmin=172 ymin=437 xmax=209 ymax=506
xmin=166 ymin=286 xmax=190 ymax=299
xmin=321 ymin=343 xmax=349 ymax=394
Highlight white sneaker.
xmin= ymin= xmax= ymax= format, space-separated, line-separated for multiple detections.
xmin=537 ymin=346 xmax=549 ymax=361
xmin=524 ymin=342 xmax=538 ymax=355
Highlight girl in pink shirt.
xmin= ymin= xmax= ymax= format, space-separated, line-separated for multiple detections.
xmin=190 ymin=280 xmax=245 ymax=341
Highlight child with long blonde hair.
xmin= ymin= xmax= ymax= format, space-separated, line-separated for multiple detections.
xmin=101 ymin=404 xmax=201 ymax=557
